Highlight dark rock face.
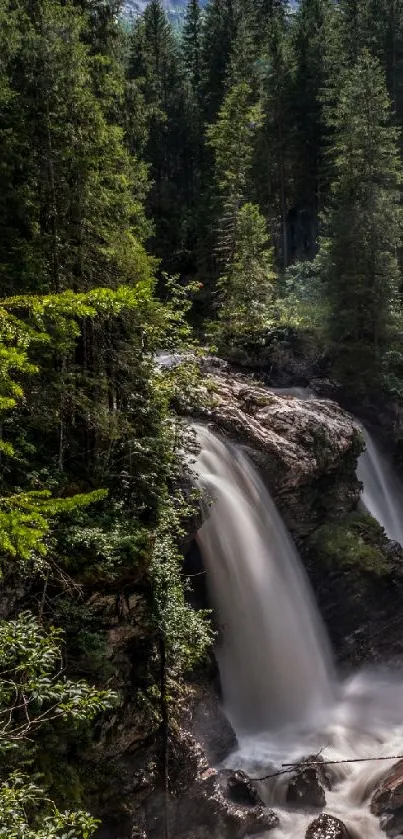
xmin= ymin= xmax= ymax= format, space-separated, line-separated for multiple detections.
xmin=286 ymin=757 xmax=331 ymax=810
xmin=305 ymin=814 xmax=351 ymax=839
xmin=306 ymin=529 xmax=403 ymax=666
xmin=190 ymin=685 xmax=237 ymax=764
xmin=371 ymin=759 xmax=403 ymax=837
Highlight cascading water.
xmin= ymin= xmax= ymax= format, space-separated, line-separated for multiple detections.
xmin=357 ymin=428 xmax=403 ymax=546
xmin=193 ymin=424 xmax=336 ymax=735
xmin=193 ymin=424 xmax=403 ymax=839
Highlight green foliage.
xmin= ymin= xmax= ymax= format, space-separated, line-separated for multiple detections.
xmin=151 ymin=495 xmax=213 ymax=672
xmin=52 ymin=600 xmax=113 ymax=682
xmin=319 ymin=49 xmax=403 ymax=387
xmin=0 ymin=0 xmax=152 ymax=295
xmin=207 ymin=80 xmax=263 ymax=279
xmin=207 ymin=81 xmax=262 ymax=202
xmin=128 ymin=1 xmax=192 ymax=272
xmin=254 ymin=6 xmax=294 ymax=268
xmin=57 ymin=501 xmax=151 ymax=581
xmin=200 ymin=0 xmax=236 ymax=123
xmin=183 ymin=0 xmax=203 ymax=98
xmin=291 ymin=0 xmax=332 ymax=254
xmin=0 ymin=613 xmax=117 ymax=744
xmin=0 ymin=773 xmax=98 ymax=839
xmin=212 ymin=203 xmax=276 ymax=349
xmin=0 ymin=611 xmax=116 ymax=837
xmin=0 ymin=490 xmax=106 ymax=571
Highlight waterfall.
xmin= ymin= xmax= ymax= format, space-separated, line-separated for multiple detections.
xmin=192 ymin=423 xmax=403 ymax=839
xmin=193 ymin=424 xmax=336 ymax=736
xmin=357 ymin=428 xmax=403 ymax=545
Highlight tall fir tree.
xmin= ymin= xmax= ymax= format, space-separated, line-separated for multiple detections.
xmin=128 ymin=0 xmax=192 ymax=273
xmin=214 ymin=202 xmax=276 ymax=349
xmin=255 ymin=7 xmax=294 ymax=268
xmin=207 ymin=80 xmax=262 ymax=269
xmin=291 ymin=0 xmax=332 ymax=257
xmin=200 ymin=0 xmax=236 ymax=123
xmin=182 ymin=0 xmax=204 ymax=266
xmin=0 ymin=0 xmax=151 ymax=296
xmin=335 ymin=0 xmax=403 ymax=124
xmin=183 ymin=0 xmax=203 ymax=101
xmin=320 ymin=50 xmax=402 ymax=386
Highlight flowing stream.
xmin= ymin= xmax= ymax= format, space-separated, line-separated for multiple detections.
xmin=193 ymin=424 xmax=403 ymax=839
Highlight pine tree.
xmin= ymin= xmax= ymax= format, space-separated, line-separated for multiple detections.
xmin=320 ymin=50 xmax=402 ymax=386
xmin=207 ymin=80 xmax=262 ymax=267
xmin=291 ymin=0 xmax=332 ymax=257
xmin=201 ymin=0 xmax=236 ymax=123
xmin=226 ymin=0 xmax=259 ymax=88
xmin=251 ymin=0 xmax=287 ymax=47
xmin=0 ymin=0 xmax=151 ymax=296
xmin=128 ymin=1 xmax=191 ymax=272
xmin=183 ymin=0 xmax=203 ymax=100
xmin=182 ymin=0 xmax=204 ymax=243
xmin=255 ymin=8 xmax=294 ymax=268
xmin=335 ymin=0 xmax=403 ymax=124
xmin=214 ymin=202 xmax=276 ymax=346
xmin=73 ymin=0 xmax=123 ymax=54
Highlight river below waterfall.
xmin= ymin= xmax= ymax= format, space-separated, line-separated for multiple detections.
xmin=193 ymin=424 xmax=403 ymax=839
xmin=228 ymin=669 xmax=403 ymax=838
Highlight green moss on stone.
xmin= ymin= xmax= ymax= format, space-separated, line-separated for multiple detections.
xmin=309 ymin=509 xmax=390 ymax=576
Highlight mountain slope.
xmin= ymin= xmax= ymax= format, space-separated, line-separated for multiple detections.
xmin=123 ymin=0 xmax=207 ymax=19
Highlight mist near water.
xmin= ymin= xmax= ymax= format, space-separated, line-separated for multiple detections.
xmin=193 ymin=424 xmax=403 ymax=839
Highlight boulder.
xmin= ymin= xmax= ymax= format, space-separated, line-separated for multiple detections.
xmin=371 ymin=759 xmax=403 ymax=837
xmin=193 ymin=367 xmax=362 ymax=539
xmin=305 ymin=814 xmax=350 ymax=839
xmin=286 ymin=756 xmax=331 ymax=810
xmin=226 ymin=770 xmax=263 ymax=806
xmin=145 ymin=730 xmax=279 ymax=839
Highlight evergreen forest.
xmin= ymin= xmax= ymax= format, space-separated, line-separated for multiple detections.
xmin=1 ymin=0 xmax=403 ymax=836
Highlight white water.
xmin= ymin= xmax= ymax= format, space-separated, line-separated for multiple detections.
xmin=225 ymin=669 xmax=403 ymax=839
xmin=193 ymin=425 xmax=403 ymax=839
xmin=194 ymin=425 xmax=336 ymax=735
xmin=358 ymin=428 xmax=403 ymax=546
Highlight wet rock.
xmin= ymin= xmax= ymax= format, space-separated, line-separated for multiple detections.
xmin=240 ymin=807 xmax=280 ymax=835
xmin=305 ymin=814 xmax=351 ymax=839
xmin=226 ymin=770 xmax=263 ymax=806
xmin=145 ymin=730 xmax=279 ymax=839
xmin=371 ymin=759 xmax=403 ymax=837
xmin=190 ymin=686 xmax=237 ymax=764
xmin=384 ymin=540 xmax=403 ymax=561
xmin=286 ymin=756 xmax=331 ymax=810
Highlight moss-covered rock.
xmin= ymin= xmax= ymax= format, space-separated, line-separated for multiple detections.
xmin=308 ymin=510 xmax=391 ymax=576
xmin=304 ymin=508 xmax=403 ymax=665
